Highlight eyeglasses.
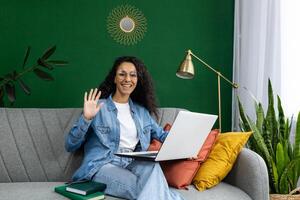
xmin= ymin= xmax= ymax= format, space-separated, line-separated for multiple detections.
xmin=116 ymin=71 xmax=138 ymax=79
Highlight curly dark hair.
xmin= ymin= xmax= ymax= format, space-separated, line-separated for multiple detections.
xmin=98 ymin=56 xmax=159 ymax=118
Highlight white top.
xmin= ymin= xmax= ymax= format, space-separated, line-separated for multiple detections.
xmin=114 ymin=101 xmax=139 ymax=150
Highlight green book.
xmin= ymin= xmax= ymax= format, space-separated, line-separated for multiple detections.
xmin=54 ymin=185 xmax=105 ymax=200
xmin=66 ymin=181 xmax=107 ymax=195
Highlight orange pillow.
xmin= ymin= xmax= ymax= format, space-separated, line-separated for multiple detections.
xmin=148 ymin=123 xmax=171 ymax=151
xmin=148 ymin=126 xmax=219 ymax=189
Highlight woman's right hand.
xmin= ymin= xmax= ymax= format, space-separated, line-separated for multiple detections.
xmin=83 ymin=88 xmax=103 ymax=120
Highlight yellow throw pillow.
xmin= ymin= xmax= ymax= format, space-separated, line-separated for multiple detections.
xmin=192 ymin=132 xmax=252 ymax=191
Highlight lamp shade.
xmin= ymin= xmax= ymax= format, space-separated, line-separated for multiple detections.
xmin=176 ymin=52 xmax=194 ymax=79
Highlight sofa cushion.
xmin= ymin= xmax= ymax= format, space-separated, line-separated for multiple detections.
xmin=0 ymin=182 xmax=252 ymax=200
xmin=193 ymin=132 xmax=252 ymax=191
xmin=158 ymin=129 xmax=219 ymax=189
xmin=178 ymin=183 xmax=252 ymax=200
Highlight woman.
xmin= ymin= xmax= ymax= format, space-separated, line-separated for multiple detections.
xmin=65 ymin=56 xmax=184 ymax=200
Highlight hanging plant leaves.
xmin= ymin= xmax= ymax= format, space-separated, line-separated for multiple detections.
xmin=5 ymin=83 xmax=16 ymax=102
xmin=37 ymin=58 xmax=54 ymax=70
xmin=0 ymin=45 xmax=68 ymax=107
xmin=47 ymin=60 xmax=69 ymax=66
xmin=4 ymin=73 xmax=13 ymax=80
xmin=33 ymin=69 xmax=54 ymax=81
xmin=41 ymin=45 xmax=56 ymax=60
xmin=18 ymin=79 xmax=31 ymax=95
xmin=12 ymin=70 xmax=18 ymax=80
xmin=22 ymin=46 xmax=31 ymax=68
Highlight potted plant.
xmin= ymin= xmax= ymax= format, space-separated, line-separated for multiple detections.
xmin=238 ymin=79 xmax=300 ymax=198
xmin=0 ymin=46 xmax=68 ymax=107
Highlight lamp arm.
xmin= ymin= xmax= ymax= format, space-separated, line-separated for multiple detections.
xmin=189 ymin=50 xmax=238 ymax=88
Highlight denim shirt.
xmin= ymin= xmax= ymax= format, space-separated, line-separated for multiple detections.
xmin=65 ymin=95 xmax=168 ymax=181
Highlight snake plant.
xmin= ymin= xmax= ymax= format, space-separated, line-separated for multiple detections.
xmin=238 ymin=79 xmax=300 ymax=194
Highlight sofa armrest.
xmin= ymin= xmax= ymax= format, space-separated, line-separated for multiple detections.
xmin=224 ymin=148 xmax=269 ymax=200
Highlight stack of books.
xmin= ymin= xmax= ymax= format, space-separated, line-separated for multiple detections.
xmin=54 ymin=180 xmax=107 ymax=200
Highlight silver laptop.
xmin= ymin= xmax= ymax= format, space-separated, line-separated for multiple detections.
xmin=114 ymin=111 xmax=217 ymax=161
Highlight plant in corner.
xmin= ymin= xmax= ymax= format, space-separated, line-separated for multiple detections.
xmin=0 ymin=46 xmax=68 ymax=107
xmin=238 ymin=79 xmax=300 ymax=195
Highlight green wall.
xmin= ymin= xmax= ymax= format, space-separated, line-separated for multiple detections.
xmin=0 ymin=0 xmax=234 ymax=131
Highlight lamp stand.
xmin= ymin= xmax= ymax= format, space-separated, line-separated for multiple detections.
xmin=188 ymin=50 xmax=238 ymax=132
xmin=218 ymin=74 xmax=222 ymax=132
xmin=176 ymin=50 xmax=238 ymax=132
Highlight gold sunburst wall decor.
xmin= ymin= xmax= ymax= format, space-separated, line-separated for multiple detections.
xmin=107 ymin=5 xmax=147 ymax=45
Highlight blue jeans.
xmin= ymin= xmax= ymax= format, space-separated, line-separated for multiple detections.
xmin=92 ymin=152 xmax=184 ymax=200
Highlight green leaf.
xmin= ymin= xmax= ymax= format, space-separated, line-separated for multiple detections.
xmin=276 ymin=142 xmax=285 ymax=178
xmin=17 ymin=79 xmax=31 ymax=95
xmin=272 ymin=160 xmax=279 ymax=193
xmin=238 ymin=98 xmax=259 ymax=152
xmin=288 ymin=139 xmax=293 ymax=163
xmin=41 ymin=45 xmax=56 ymax=60
xmin=286 ymin=118 xmax=293 ymax=157
xmin=278 ymin=170 xmax=289 ymax=193
xmin=249 ymin=136 xmax=264 ymax=159
xmin=247 ymin=116 xmax=271 ymax=159
xmin=264 ymin=122 xmax=275 ymax=160
xmin=238 ymin=97 xmax=251 ymax=131
xmin=268 ymin=79 xmax=275 ymax=109
xmin=284 ymin=118 xmax=291 ymax=147
xmin=47 ymin=60 xmax=69 ymax=66
xmin=292 ymin=163 xmax=300 ymax=192
xmin=294 ymin=112 xmax=300 ymax=158
xmin=256 ymin=103 xmax=264 ymax=134
xmin=33 ymin=69 xmax=54 ymax=81
xmin=37 ymin=58 xmax=54 ymax=70
xmin=277 ymin=96 xmax=285 ymax=141
xmin=283 ymin=140 xmax=291 ymax=164
xmin=247 ymin=116 xmax=277 ymax=191
xmin=4 ymin=83 xmax=16 ymax=102
xmin=22 ymin=46 xmax=31 ymax=68
xmin=296 ymin=114 xmax=300 ymax=185
xmin=279 ymin=157 xmax=300 ymax=194
xmin=265 ymin=79 xmax=277 ymax=158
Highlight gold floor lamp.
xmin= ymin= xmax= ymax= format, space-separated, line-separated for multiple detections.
xmin=176 ymin=49 xmax=238 ymax=132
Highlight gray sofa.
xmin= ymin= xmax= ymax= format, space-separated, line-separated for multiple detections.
xmin=0 ymin=108 xmax=269 ymax=200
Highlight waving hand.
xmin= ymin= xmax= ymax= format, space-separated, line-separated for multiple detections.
xmin=83 ymin=88 xmax=102 ymax=120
